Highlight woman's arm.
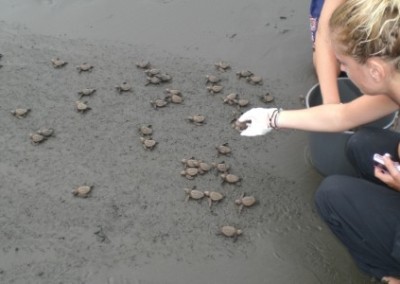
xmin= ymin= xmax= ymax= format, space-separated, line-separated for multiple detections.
xmin=279 ymin=94 xmax=399 ymax=132
xmin=313 ymin=0 xmax=346 ymax=104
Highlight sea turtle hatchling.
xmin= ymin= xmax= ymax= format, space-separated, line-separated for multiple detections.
xmin=115 ymin=82 xmax=132 ymax=93
xmin=223 ymin=93 xmax=238 ymax=105
xmin=78 ymin=88 xmax=96 ymax=98
xmin=260 ymin=92 xmax=275 ymax=103
xmin=72 ymin=185 xmax=93 ymax=198
xmin=145 ymin=76 xmax=161 ymax=86
xmin=164 ymin=88 xmax=181 ymax=96
xmin=216 ymin=143 xmax=231 ymax=156
xmin=232 ymin=119 xmax=250 ymax=132
xmin=76 ymin=63 xmax=94 ymax=73
xmin=11 ymin=108 xmax=31 ymax=118
xmin=140 ymin=137 xmax=157 ymax=150
xmin=165 ymin=93 xmax=183 ymax=104
xmin=246 ymin=75 xmax=263 ymax=85
xmin=221 ymin=173 xmax=241 ymax=185
xmin=206 ymin=85 xmax=224 ymax=94
xmin=144 ymin=68 xmax=160 ymax=76
xmin=235 ymin=192 xmax=257 ymax=214
xmin=75 ymin=100 xmax=91 ymax=113
xmin=51 ymin=57 xmax=68 ymax=68
xmin=198 ymin=162 xmax=211 ymax=174
xmin=184 ymin=187 xmax=205 ymax=202
xmin=135 ymin=60 xmax=151 ymax=69
xmin=204 ymin=190 xmax=224 ymax=208
xmin=214 ymin=61 xmax=231 ymax=72
xmin=180 ymin=167 xmax=199 ymax=180
xmin=236 ymin=69 xmax=253 ymax=79
xmin=155 ymin=72 xmax=172 ymax=82
xmin=181 ymin=157 xmax=200 ymax=168
xmin=150 ymin=98 xmax=168 ymax=109
xmin=36 ymin=127 xmax=54 ymax=137
xmin=139 ymin=125 xmax=153 ymax=136
xmin=236 ymin=98 xmax=250 ymax=108
xmin=205 ymin=75 xmax=221 ymax=84
xmin=29 ymin=132 xmax=47 ymax=145
xmin=187 ymin=115 xmax=206 ymax=126
xmin=211 ymin=161 xmax=230 ymax=173
xmin=218 ymin=225 xmax=243 ymax=241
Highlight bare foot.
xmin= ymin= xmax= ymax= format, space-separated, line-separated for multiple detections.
xmin=382 ymin=276 xmax=400 ymax=284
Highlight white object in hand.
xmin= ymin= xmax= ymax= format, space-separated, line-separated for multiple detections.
xmin=237 ymin=107 xmax=278 ymax=136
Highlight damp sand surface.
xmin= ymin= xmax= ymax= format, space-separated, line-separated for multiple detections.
xmin=0 ymin=1 xmax=369 ymax=283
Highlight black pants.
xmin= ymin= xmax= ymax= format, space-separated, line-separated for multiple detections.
xmin=315 ymin=127 xmax=400 ymax=279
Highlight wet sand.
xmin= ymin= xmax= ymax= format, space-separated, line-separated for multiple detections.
xmin=0 ymin=1 xmax=369 ymax=283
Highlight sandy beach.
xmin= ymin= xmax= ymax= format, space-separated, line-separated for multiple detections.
xmin=0 ymin=1 xmax=369 ymax=283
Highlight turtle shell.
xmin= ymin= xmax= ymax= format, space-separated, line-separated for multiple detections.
xmin=181 ymin=158 xmax=200 ymax=168
xmin=260 ymin=93 xmax=274 ymax=103
xmin=72 ymin=185 xmax=92 ymax=198
xmin=206 ymin=75 xmax=221 ymax=84
xmin=75 ymin=101 xmax=90 ymax=112
xmin=30 ymin=133 xmax=46 ymax=144
xmin=51 ymin=57 xmax=68 ymax=68
xmin=204 ymin=191 xmax=224 ymax=201
xmin=78 ymin=88 xmax=96 ymax=97
xmin=116 ymin=82 xmax=131 ymax=93
xmin=216 ymin=143 xmax=231 ymax=155
xmin=12 ymin=108 xmax=31 ymax=118
xmin=37 ymin=127 xmax=54 ymax=137
xmin=140 ymin=137 xmax=157 ymax=149
xmin=139 ymin=125 xmax=153 ymax=136
xmin=156 ymin=73 xmax=172 ymax=82
xmin=144 ymin=68 xmax=160 ymax=76
xmin=150 ymin=99 xmax=168 ymax=109
xmin=220 ymin=225 xmax=242 ymax=237
xmin=236 ymin=70 xmax=253 ymax=78
xmin=188 ymin=115 xmax=205 ymax=125
xmin=211 ymin=161 xmax=230 ymax=173
xmin=184 ymin=188 xmax=204 ymax=200
xmin=206 ymin=85 xmax=223 ymax=94
xmin=168 ymin=94 xmax=183 ymax=104
xmin=221 ymin=173 xmax=240 ymax=184
xmin=237 ymin=99 xmax=249 ymax=107
xmin=242 ymin=196 xmax=256 ymax=207
xmin=198 ymin=162 xmax=211 ymax=172
xmin=185 ymin=167 xmax=198 ymax=176
xmin=145 ymin=76 xmax=161 ymax=86
xmin=77 ymin=63 xmax=93 ymax=72
xmin=214 ymin=61 xmax=230 ymax=71
xmin=247 ymin=75 xmax=263 ymax=84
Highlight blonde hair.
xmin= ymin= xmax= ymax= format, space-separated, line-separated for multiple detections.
xmin=330 ymin=0 xmax=400 ymax=70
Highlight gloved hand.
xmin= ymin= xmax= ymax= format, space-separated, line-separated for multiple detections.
xmin=237 ymin=107 xmax=279 ymax=136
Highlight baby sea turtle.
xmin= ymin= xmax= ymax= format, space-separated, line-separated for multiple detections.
xmin=204 ymin=190 xmax=224 ymax=208
xmin=51 ymin=57 xmax=68 ymax=68
xmin=139 ymin=125 xmax=153 ymax=136
xmin=206 ymin=85 xmax=224 ymax=94
xmin=211 ymin=161 xmax=230 ymax=173
xmin=223 ymin=93 xmax=238 ymax=105
xmin=115 ymin=82 xmax=132 ymax=93
xmin=11 ymin=108 xmax=31 ymax=118
xmin=165 ymin=88 xmax=181 ymax=96
xmin=181 ymin=157 xmax=200 ymax=168
xmin=36 ymin=127 xmax=54 ymax=137
xmin=72 ymin=185 xmax=93 ymax=198
xmin=187 ymin=115 xmax=206 ymax=126
xmin=165 ymin=93 xmax=183 ymax=104
xmin=155 ymin=72 xmax=172 ymax=82
xmin=145 ymin=76 xmax=161 ymax=86
xmin=218 ymin=225 xmax=243 ymax=241
xmin=150 ymin=98 xmax=168 ymax=109
xmin=221 ymin=173 xmax=241 ymax=185
xmin=78 ymin=88 xmax=96 ymax=98
xmin=206 ymin=75 xmax=221 ymax=84
xmin=75 ymin=100 xmax=91 ymax=113
xmin=144 ymin=68 xmax=160 ymax=76
xmin=135 ymin=60 xmax=151 ymax=69
xmin=260 ymin=92 xmax=275 ymax=103
xmin=216 ymin=143 xmax=231 ymax=156
xmin=76 ymin=63 xmax=94 ymax=73
xmin=184 ymin=187 xmax=205 ymax=202
xmin=140 ymin=137 xmax=157 ymax=150
xmin=198 ymin=162 xmax=211 ymax=174
xmin=232 ymin=119 xmax=250 ymax=132
xmin=247 ymin=75 xmax=263 ymax=85
xmin=237 ymin=98 xmax=250 ymax=108
xmin=214 ymin=61 xmax=231 ymax=72
xmin=235 ymin=192 xmax=257 ymax=214
xmin=180 ymin=167 xmax=199 ymax=180
xmin=29 ymin=132 xmax=47 ymax=145
xmin=236 ymin=69 xmax=253 ymax=79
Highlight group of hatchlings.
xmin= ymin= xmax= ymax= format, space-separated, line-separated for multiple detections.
xmin=10 ymin=56 xmax=264 ymax=240
xmin=181 ymin=150 xmax=256 ymax=241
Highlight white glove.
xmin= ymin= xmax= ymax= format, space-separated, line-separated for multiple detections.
xmin=237 ymin=108 xmax=279 ymax=136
